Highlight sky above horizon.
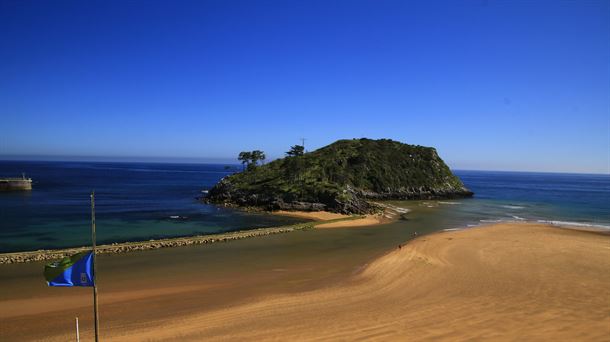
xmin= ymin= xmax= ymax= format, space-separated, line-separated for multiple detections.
xmin=1 ymin=0 xmax=609 ymax=174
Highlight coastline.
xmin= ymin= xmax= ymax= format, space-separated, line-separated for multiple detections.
xmin=272 ymin=209 xmax=392 ymax=228
xmin=96 ymin=222 xmax=610 ymax=341
xmin=2 ymin=221 xmax=608 ymax=341
xmin=4 ymin=202 xmax=608 ymax=265
xmin=0 ymin=211 xmax=374 ymax=264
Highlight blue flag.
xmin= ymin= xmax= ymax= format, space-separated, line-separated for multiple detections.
xmin=44 ymin=251 xmax=94 ymax=287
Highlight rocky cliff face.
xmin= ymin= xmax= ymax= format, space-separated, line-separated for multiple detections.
xmin=204 ymin=138 xmax=473 ymax=214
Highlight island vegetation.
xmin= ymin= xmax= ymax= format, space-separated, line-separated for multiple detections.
xmin=204 ymin=138 xmax=473 ymax=214
xmin=237 ymin=150 xmax=266 ymax=171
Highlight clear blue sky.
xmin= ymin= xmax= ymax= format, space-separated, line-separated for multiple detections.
xmin=1 ymin=0 xmax=608 ymax=173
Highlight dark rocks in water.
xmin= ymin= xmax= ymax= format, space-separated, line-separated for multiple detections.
xmin=204 ymin=138 xmax=473 ymax=214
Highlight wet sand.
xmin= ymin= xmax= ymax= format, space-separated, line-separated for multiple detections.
xmin=273 ymin=209 xmax=390 ymax=228
xmin=272 ymin=210 xmax=348 ymax=221
xmin=1 ymin=223 xmax=609 ymax=341
xmin=316 ymin=215 xmax=385 ymax=228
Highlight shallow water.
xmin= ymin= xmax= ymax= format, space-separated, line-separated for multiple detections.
xmin=1 ymin=161 xmax=608 ymax=253
xmin=0 ymin=161 xmax=304 ymax=252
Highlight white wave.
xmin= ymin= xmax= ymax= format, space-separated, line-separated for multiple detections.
xmin=536 ymin=220 xmax=610 ymax=229
xmin=443 ymin=228 xmax=463 ymax=231
xmin=438 ymin=201 xmax=461 ymax=205
xmin=501 ymin=205 xmax=525 ymax=210
xmin=477 ymin=218 xmax=610 ymax=230
xmin=481 ymin=217 xmax=532 ymax=224
xmin=383 ymin=205 xmax=410 ymax=214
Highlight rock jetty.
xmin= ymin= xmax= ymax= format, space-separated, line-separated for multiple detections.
xmin=0 ymin=222 xmax=318 ymax=264
xmin=0 ymin=215 xmax=365 ymax=264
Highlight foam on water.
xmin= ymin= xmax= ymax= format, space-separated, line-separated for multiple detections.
xmin=480 ymin=219 xmax=505 ymax=223
xmin=536 ymin=220 xmax=610 ymax=230
xmin=475 ymin=218 xmax=610 ymax=230
xmin=501 ymin=205 xmax=525 ymax=210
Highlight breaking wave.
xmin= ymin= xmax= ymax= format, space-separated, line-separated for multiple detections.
xmin=536 ymin=220 xmax=610 ymax=230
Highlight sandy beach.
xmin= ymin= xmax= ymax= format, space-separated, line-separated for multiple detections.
xmin=273 ymin=210 xmax=388 ymax=228
xmin=1 ymin=222 xmax=609 ymax=341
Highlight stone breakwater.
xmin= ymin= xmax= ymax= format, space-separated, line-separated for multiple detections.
xmin=0 ymin=215 xmax=364 ymax=264
xmin=0 ymin=223 xmax=312 ymax=264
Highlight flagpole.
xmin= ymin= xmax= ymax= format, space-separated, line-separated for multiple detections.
xmin=75 ymin=317 xmax=80 ymax=342
xmin=91 ymin=192 xmax=100 ymax=342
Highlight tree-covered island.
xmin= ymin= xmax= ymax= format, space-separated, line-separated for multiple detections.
xmin=203 ymin=138 xmax=473 ymax=214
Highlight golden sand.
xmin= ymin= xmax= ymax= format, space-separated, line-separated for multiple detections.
xmin=273 ymin=210 xmax=388 ymax=228
xmin=272 ymin=210 xmax=348 ymax=221
xmin=104 ymin=223 xmax=609 ymax=341
xmin=2 ymin=223 xmax=609 ymax=341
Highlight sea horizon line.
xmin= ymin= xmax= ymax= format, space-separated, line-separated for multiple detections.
xmin=0 ymin=155 xmax=608 ymax=176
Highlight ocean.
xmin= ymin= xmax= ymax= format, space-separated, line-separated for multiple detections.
xmin=0 ymin=161 xmax=608 ymax=253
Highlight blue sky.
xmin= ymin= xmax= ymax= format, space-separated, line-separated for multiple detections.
xmin=1 ymin=0 xmax=608 ymax=173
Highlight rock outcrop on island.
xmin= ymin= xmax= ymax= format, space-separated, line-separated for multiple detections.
xmin=204 ymin=138 xmax=473 ymax=214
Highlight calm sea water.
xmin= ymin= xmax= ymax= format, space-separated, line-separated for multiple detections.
xmin=0 ymin=161 xmax=304 ymax=253
xmin=0 ymin=161 xmax=608 ymax=253
xmin=393 ymin=170 xmax=610 ymax=234
xmin=453 ymin=170 xmax=610 ymax=227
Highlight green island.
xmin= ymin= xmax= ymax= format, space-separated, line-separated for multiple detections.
xmin=204 ymin=138 xmax=473 ymax=214
xmin=1 ymin=139 xmax=472 ymax=264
